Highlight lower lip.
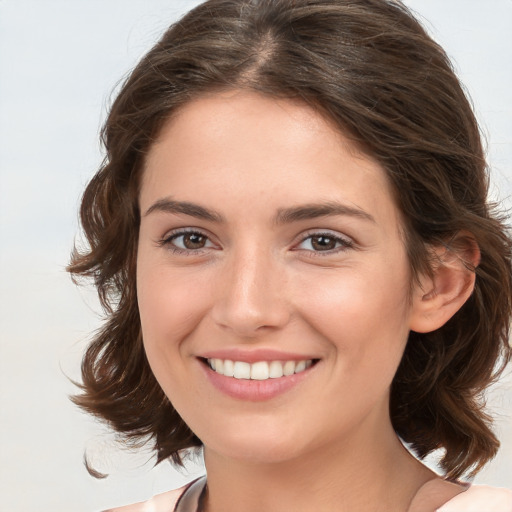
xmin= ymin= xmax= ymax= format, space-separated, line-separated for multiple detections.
xmin=199 ymin=360 xmax=316 ymax=401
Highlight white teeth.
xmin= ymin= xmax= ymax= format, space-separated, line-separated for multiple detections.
xmin=251 ymin=361 xmax=269 ymax=380
xmin=233 ymin=361 xmax=251 ymax=379
xmin=213 ymin=359 xmax=223 ymax=373
xmin=207 ymin=358 xmax=314 ymax=380
xmin=269 ymin=361 xmax=284 ymax=378
xmin=294 ymin=360 xmax=306 ymax=373
xmin=283 ymin=361 xmax=295 ymax=376
xmin=223 ymin=359 xmax=234 ymax=377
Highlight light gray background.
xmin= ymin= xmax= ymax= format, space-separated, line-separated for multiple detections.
xmin=0 ymin=1 xmax=510 ymax=511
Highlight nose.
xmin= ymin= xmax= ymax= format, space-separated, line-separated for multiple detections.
xmin=211 ymin=247 xmax=291 ymax=338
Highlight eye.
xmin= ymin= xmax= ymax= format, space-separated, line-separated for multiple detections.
xmin=295 ymin=232 xmax=353 ymax=253
xmin=159 ymin=229 xmax=216 ymax=254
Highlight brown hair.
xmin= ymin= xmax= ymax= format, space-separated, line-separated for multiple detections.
xmin=69 ymin=0 xmax=512 ymax=480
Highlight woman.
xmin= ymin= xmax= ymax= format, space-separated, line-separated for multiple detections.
xmin=69 ymin=0 xmax=512 ymax=510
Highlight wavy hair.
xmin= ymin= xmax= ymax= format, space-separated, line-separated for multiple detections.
xmin=69 ymin=0 xmax=512 ymax=480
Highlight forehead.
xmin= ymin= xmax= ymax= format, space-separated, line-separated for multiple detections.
xmin=148 ymin=90 xmax=364 ymax=162
xmin=140 ymin=90 xmax=401 ymax=232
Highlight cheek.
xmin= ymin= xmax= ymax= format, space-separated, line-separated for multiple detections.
xmin=293 ymin=258 xmax=412 ymax=371
xmin=136 ymin=256 xmax=211 ymax=383
xmin=298 ymin=268 xmax=410 ymax=332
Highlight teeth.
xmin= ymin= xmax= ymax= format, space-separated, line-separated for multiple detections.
xmin=213 ymin=359 xmax=223 ymax=373
xmin=283 ymin=361 xmax=295 ymax=376
xmin=251 ymin=361 xmax=269 ymax=380
xmin=233 ymin=361 xmax=251 ymax=379
xmin=269 ymin=361 xmax=284 ymax=378
xmin=223 ymin=359 xmax=235 ymax=377
xmin=207 ymin=358 xmax=314 ymax=380
xmin=295 ymin=360 xmax=306 ymax=373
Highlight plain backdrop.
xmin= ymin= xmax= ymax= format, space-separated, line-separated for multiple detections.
xmin=0 ymin=1 xmax=511 ymax=510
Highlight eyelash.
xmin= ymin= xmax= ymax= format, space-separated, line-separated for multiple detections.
xmin=294 ymin=231 xmax=354 ymax=256
xmin=158 ymin=229 xmax=354 ymax=257
xmin=158 ymin=228 xmax=215 ymax=256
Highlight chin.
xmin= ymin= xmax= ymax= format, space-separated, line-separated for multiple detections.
xmin=201 ymin=424 xmax=314 ymax=466
xmin=208 ymin=441 xmax=302 ymax=465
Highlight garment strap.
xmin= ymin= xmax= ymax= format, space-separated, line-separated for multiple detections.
xmin=175 ymin=476 xmax=207 ymax=512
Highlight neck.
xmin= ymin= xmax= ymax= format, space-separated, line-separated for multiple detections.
xmin=202 ymin=415 xmax=436 ymax=512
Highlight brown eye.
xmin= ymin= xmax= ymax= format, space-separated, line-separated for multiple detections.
xmin=181 ymin=233 xmax=208 ymax=249
xmin=310 ymin=235 xmax=338 ymax=251
xmin=162 ymin=231 xmax=214 ymax=252
xmin=295 ymin=232 xmax=353 ymax=254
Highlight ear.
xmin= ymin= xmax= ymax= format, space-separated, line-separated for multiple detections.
xmin=409 ymin=234 xmax=481 ymax=334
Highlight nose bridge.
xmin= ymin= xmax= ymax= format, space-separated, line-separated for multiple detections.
xmin=212 ymin=241 xmax=289 ymax=336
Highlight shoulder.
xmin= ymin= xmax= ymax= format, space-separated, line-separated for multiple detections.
xmin=437 ymin=484 xmax=512 ymax=512
xmin=103 ymin=482 xmax=190 ymax=512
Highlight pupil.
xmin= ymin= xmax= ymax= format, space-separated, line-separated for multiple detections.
xmin=184 ymin=233 xmax=205 ymax=249
xmin=312 ymin=236 xmax=336 ymax=251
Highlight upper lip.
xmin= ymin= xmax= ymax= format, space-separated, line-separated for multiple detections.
xmin=198 ymin=348 xmax=319 ymax=364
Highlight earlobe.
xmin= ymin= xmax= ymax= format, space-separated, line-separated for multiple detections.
xmin=409 ymin=235 xmax=480 ymax=334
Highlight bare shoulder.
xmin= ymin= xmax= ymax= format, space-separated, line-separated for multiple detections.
xmin=437 ymin=485 xmax=512 ymax=512
xmin=103 ymin=484 xmax=188 ymax=512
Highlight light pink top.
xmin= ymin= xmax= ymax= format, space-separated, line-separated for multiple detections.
xmin=105 ymin=477 xmax=512 ymax=512
xmin=437 ymin=485 xmax=512 ymax=511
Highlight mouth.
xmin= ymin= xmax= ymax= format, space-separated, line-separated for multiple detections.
xmin=203 ymin=358 xmax=318 ymax=381
xmin=197 ymin=351 xmax=321 ymax=401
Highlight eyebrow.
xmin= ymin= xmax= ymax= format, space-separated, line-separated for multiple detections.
xmin=144 ymin=198 xmax=224 ymax=223
xmin=274 ymin=201 xmax=375 ymax=225
xmin=144 ymin=198 xmax=375 ymax=224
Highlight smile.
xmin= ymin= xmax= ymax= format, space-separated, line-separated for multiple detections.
xmin=207 ymin=358 xmax=315 ymax=380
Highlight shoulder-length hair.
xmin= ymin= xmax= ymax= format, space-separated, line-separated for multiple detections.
xmin=69 ymin=0 xmax=512 ymax=480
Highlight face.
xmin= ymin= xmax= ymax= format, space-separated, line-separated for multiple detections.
xmin=137 ymin=90 xmax=417 ymax=465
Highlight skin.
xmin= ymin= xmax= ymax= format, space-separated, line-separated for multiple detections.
xmin=136 ymin=90 xmax=474 ymax=512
